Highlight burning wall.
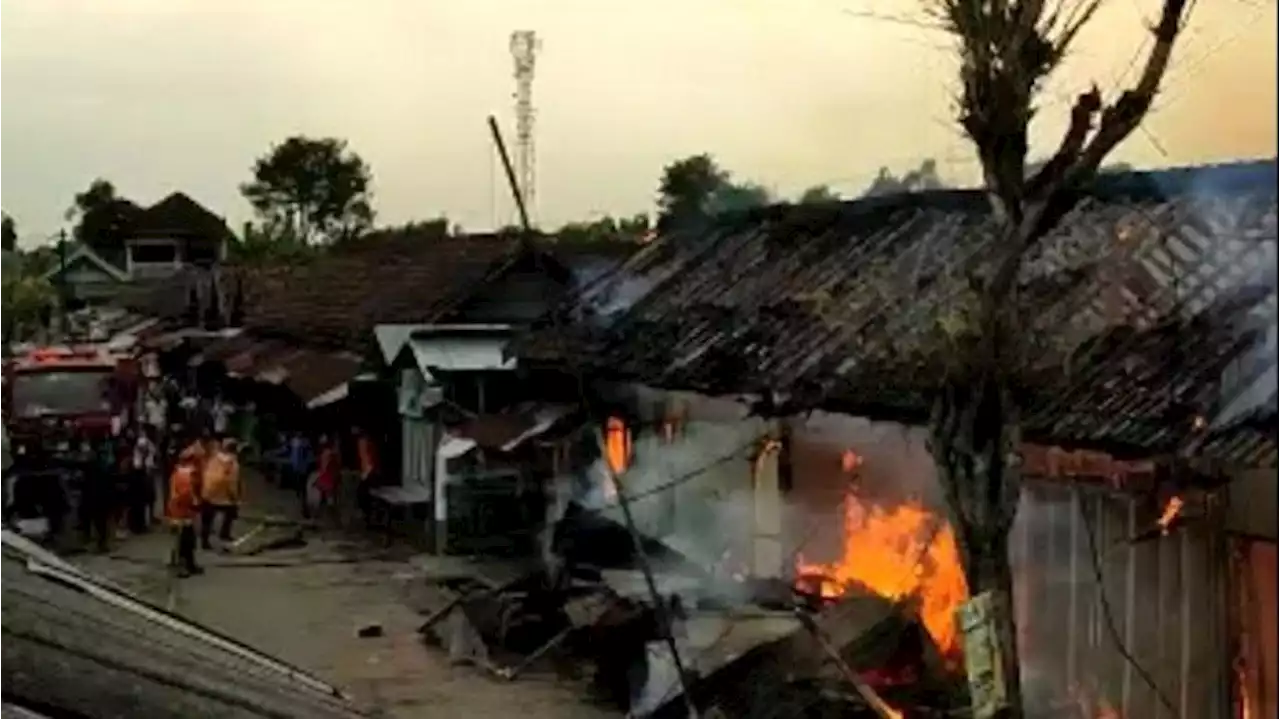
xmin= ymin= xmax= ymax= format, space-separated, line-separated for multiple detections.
xmin=786 ymin=411 xmax=1252 ymax=717
xmin=573 ymin=385 xmax=1261 ymax=718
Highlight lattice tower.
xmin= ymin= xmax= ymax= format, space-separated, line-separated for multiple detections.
xmin=510 ymin=30 xmax=540 ymax=223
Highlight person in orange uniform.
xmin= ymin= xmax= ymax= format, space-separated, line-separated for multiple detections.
xmin=354 ymin=427 xmax=380 ymax=528
xmin=167 ymin=450 xmax=203 ymax=577
xmin=199 ymin=439 xmax=243 ymax=549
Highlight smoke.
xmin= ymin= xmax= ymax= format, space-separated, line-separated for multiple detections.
xmin=1212 ymin=234 xmax=1278 ymax=427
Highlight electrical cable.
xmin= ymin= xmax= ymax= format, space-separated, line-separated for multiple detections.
xmin=1077 ymin=500 xmax=1179 ymax=717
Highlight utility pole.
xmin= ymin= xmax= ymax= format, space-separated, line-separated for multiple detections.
xmin=55 ymin=229 xmax=69 ymax=339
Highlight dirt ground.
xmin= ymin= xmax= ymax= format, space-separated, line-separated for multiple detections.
xmin=72 ymin=471 xmax=618 ymax=719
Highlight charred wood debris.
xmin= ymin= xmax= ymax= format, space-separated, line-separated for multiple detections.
xmin=406 ymin=509 xmax=968 ymax=719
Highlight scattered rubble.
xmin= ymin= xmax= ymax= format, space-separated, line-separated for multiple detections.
xmin=408 ymin=553 xmax=967 ymax=718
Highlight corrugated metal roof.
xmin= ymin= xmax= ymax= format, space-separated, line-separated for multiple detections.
xmin=518 ymin=160 xmax=1278 ymax=465
xmin=0 ymin=532 xmax=367 ymax=719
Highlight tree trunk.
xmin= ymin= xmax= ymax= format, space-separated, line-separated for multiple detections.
xmin=930 ymin=363 xmax=1024 ymax=719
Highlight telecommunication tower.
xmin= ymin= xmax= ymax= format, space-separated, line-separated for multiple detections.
xmin=509 ymin=30 xmax=540 ymax=222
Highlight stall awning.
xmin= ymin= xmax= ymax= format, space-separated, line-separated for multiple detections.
xmin=409 ymin=334 xmax=514 ymax=379
xmin=453 ymin=403 xmax=577 ymax=453
xmin=187 ymin=331 xmax=252 ymax=367
xmin=280 ymin=351 xmax=363 ymax=408
xmin=224 ymin=340 xmax=289 ymax=378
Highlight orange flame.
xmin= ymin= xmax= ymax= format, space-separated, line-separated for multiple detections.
xmin=796 ymin=489 xmax=969 ymax=663
xmin=1158 ymin=496 xmax=1184 ymax=535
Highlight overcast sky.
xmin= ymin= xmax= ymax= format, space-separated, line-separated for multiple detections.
xmin=2 ymin=0 xmax=1275 ymax=247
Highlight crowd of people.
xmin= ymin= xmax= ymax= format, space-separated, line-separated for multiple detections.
xmin=5 ymin=375 xmax=384 ymax=580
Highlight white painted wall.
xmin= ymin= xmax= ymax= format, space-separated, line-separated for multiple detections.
xmin=587 ymin=387 xmax=767 ymax=574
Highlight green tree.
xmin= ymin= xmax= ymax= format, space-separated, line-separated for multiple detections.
xmin=555 ymin=214 xmax=650 ymax=244
xmin=922 ymin=0 xmax=1192 ymax=714
xmin=862 ymin=159 xmax=946 ymax=197
xmin=2 ymin=254 xmax=57 ymax=343
xmin=656 ymin=155 xmax=771 ymax=232
xmin=240 ymin=136 xmax=374 ymax=246
xmin=2 ymin=213 xmax=16 ymax=252
xmin=65 ymin=178 xmax=137 ymax=249
xmin=707 ymin=182 xmax=772 ymax=216
xmin=227 ymin=220 xmax=312 ymax=265
xmin=656 ymin=154 xmax=727 ymax=232
xmin=798 ymin=185 xmax=841 ymax=204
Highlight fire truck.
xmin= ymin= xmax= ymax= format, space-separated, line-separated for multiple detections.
xmin=2 ymin=345 xmax=139 ymax=451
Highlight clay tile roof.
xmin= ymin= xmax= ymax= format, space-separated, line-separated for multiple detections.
xmin=132 ymin=192 xmax=231 ymax=244
xmin=245 ymin=234 xmax=521 ymax=349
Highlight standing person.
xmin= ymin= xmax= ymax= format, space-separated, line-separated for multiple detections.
xmin=211 ymin=395 xmax=233 ymax=438
xmin=80 ymin=438 xmax=114 ymax=552
xmin=132 ymin=427 xmax=160 ymax=530
xmin=199 ymin=439 xmax=242 ymax=549
xmin=313 ymin=435 xmax=341 ymax=524
xmin=282 ymin=431 xmax=315 ymax=519
xmin=144 ymin=386 xmax=166 ymax=437
xmin=354 ymin=427 xmax=381 ymax=529
xmin=167 ymin=449 xmax=203 ymax=577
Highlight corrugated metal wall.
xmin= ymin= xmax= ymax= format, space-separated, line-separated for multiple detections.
xmin=1013 ymin=483 xmax=1231 ymax=718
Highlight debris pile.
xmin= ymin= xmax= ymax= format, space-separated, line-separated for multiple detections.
xmin=412 ymin=556 xmax=967 ymax=717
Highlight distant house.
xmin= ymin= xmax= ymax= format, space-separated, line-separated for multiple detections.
xmin=115 ymin=192 xmax=231 ymax=279
xmin=40 ymin=243 xmax=131 ymax=305
xmin=43 ymin=191 xmax=232 ymax=306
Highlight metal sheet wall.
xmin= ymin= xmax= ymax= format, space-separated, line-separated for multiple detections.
xmin=1013 ymin=483 xmax=1230 ymax=718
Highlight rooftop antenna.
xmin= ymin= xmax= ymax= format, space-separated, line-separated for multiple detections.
xmin=509 ymin=30 xmax=540 ymax=225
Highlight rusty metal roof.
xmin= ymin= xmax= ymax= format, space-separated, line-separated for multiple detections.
xmin=517 ymin=160 xmax=1278 ymax=465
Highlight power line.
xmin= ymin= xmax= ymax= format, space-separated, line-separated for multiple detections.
xmin=1077 ymin=498 xmax=1179 ymax=717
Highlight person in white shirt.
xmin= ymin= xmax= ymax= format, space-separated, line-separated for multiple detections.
xmin=144 ymin=390 xmax=165 ymax=432
xmin=132 ymin=429 xmax=160 ymax=527
xmin=212 ymin=397 xmax=233 ymax=437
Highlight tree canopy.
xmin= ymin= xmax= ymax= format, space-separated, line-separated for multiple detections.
xmin=65 ymin=178 xmax=136 ymax=249
xmin=656 ymin=154 xmax=772 ymax=232
xmin=2 ymin=251 xmax=57 ymax=343
xmin=862 ymin=159 xmax=946 ymax=197
xmin=2 ymin=214 xmax=16 ymax=252
xmin=798 ymin=185 xmax=842 ymax=204
xmin=240 ymin=136 xmax=374 ymax=246
xmin=555 ymin=214 xmax=651 ymax=245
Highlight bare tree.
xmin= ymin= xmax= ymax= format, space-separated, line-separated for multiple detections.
xmin=927 ymin=0 xmax=1192 ymax=716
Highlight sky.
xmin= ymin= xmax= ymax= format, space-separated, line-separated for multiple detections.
xmin=1 ymin=0 xmax=1276 ymax=248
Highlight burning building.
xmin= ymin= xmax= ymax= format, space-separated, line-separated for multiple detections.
xmin=514 ymin=160 xmax=1279 ymax=717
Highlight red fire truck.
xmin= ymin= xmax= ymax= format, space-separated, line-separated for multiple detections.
xmin=3 ymin=345 xmax=138 ymax=450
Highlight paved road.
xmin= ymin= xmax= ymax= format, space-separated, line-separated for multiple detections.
xmin=74 ymin=472 xmax=617 ymax=719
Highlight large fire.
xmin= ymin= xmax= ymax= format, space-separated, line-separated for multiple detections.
xmin=796 ymin=488 xmax=970 ymax=663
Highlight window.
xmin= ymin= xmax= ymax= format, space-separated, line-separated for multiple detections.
xmin=605 ymin=416 xmax=632 ymax=474
xmin=11 ymin=370 xmax=113 ymax=418
xmin=186 ymin=242 xmax=220 ymax=265
xmin=129 ymin=242 xmax=177 ymax=264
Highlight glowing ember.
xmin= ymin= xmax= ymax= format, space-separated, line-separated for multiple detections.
xmin=796 ymin=489 xmax=969 ymax=663
xmin=1158 ymin=496 xmax=1184 ymax=534
xmin=841 ymin=449 xmax=863 ymax=473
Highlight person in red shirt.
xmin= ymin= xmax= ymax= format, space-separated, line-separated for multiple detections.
xmin=313 ymin=435 xmax=341 ymax=522
xmin=353 ymin=427 xmax=380 ymax=528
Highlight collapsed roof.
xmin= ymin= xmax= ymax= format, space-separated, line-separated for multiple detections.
xmin=516 ymin=160 xmax=1279 ymax=465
